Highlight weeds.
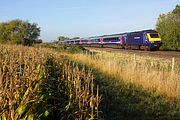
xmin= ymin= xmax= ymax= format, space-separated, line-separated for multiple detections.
xmin=70 ymin=49 xmax=180 ymax=99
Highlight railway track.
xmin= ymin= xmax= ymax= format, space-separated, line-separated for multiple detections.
xmin=84 ymin=47 xmax=180 ymax=61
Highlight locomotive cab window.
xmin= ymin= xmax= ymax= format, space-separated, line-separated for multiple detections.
xmin=150 ymin=33 xmax=159 ymax=38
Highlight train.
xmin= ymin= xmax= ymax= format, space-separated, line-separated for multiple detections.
xmin=59 ymin=29 xmax=162 ymax=51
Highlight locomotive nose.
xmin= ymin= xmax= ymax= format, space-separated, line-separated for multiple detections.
xmin=147 ymin=33 xmax=161 ymax=43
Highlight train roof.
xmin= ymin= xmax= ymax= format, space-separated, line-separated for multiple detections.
xmin=81 ymin=29 xmax=157 ymax=40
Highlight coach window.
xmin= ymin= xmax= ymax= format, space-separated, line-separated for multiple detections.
xmin=115 ymin=37 xmax=118 ymax=42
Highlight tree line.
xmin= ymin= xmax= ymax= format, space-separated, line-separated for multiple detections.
xmin=156 ymin=5 xmax=180 ymax=50
xmin=0 ymin=19 xmax=42 ymax=45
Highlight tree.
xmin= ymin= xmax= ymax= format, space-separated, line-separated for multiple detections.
xmin=58 ymin=36 xmax=69 ymax=41
xmin=156 ymin=5 xmax=180 ymax=50
xmin=0 ymin=19 xmax=40 ymax=45
xmin=172 ymin=5 xmax=180 ymax=14
xmin=0 ymin=23 xmax=9 ymax=43
xmin=34 ymin=39 xmax=43 ymax=44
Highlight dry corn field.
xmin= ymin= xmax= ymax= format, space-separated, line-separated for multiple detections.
xmin=69 ymin=49 xmax=180 ymax=99
xmin=0 ymin=44 xmax=100 ymax=120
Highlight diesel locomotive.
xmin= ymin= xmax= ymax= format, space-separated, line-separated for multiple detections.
xmin=59 ymin=29 xmax=162 ymax=50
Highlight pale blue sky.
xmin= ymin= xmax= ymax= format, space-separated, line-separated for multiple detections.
xmin=0 ymin=0 xmax=179 ymax=42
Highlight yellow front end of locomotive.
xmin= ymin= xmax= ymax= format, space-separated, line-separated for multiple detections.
xmin=147 ymin=33 xmax=161 ymax=43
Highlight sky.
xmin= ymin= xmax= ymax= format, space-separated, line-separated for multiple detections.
xmin=0 ymin=0 xmax=179 ymax=42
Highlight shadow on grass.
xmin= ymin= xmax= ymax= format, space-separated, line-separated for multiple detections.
xmin=92 ymin=69 xmax=180 ymax=120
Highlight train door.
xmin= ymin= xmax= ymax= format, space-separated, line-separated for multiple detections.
xmin=119 ymin=35 xmax=123 ymax=45
xmin=122 ymin=35 xmax=127 ymax=49
xmin=79 ymin=39 xmax=82 ymax=44
xmin=143 ymin=32 xmax=148 ymax=44
xmin=87 ymin=38 xmax=90 ymax=45
xmin=100 ymin=37 xmax=103 ymax=44
xmin=123 ymin=35 xmax=127 ymax=45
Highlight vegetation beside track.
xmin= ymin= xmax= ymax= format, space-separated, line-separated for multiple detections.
xmin=65 ymin=47 xmax=180 ymax=119
xmin=69 ymin=49 xmax=180 ymax=98
xmin=156 ymin=5 xmax=180 ymax=50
